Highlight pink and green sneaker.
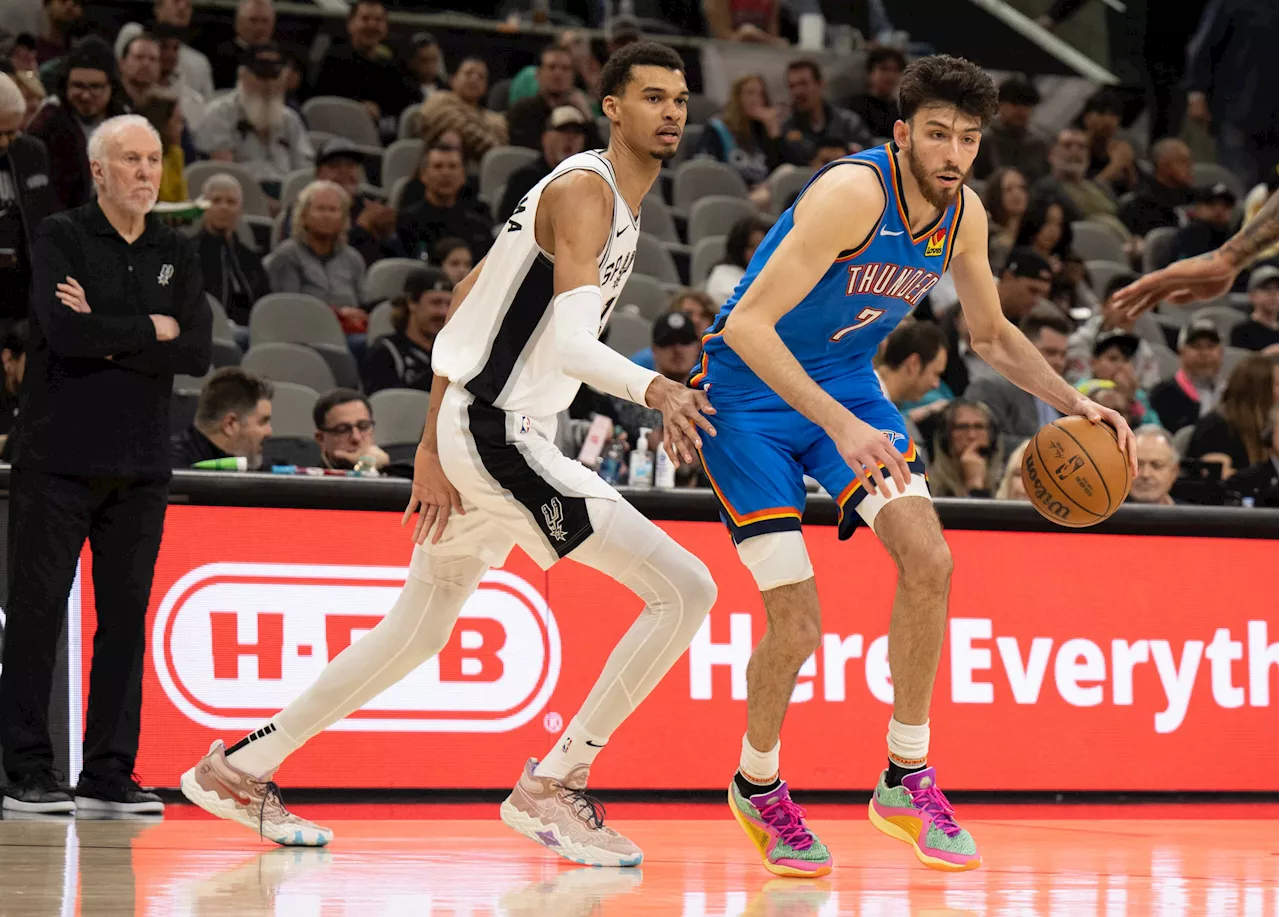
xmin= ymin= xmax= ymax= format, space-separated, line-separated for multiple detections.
xmin=868 ymin=766 xmax=981 ymax=871
xmin=729 ymin=780 xmax=833 ymax=878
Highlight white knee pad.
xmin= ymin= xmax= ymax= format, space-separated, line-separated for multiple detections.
xmin=736 ymin=531 xmax=814 ymax=592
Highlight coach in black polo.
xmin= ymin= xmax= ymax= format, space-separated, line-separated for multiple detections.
xmin=0 ymin=114 xmax=211 ymax=814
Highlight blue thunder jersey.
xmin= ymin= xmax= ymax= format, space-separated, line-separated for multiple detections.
xmin=691 ymin=143 xmax=965 ymax=407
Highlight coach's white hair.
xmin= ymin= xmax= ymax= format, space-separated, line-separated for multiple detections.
xmin=0 ymin=73 xmax=25 ymax=120
xmin=292 ymin=179 xmax=350 ymax=247
xmin=87 ymin=114 xmax=162 ymax=167
xmin=200 ymin=172 xmax=244 ymax=199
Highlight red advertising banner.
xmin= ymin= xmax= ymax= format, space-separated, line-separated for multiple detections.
xmin=78 ymin=505 xmax=1279 ymax=792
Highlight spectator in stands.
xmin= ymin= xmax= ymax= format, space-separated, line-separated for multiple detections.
xmin=1149 ymin=318 xmax=1224 ymax=433
xmin=705 ymin=213 xmax=770 ymax=305
xmin=1078 ymin=329 xmax=1159 ymax=428
xmin=35 ymin=0 xmax=82 ymax=65
xmin=116 ymin=0 xmax=214 ymax=101
xmin=928 ymin=399 xmax=1007 ymax=498
xmin=212 ymin=0 xmax=275 ymax=90
xmin=497 ymin=105 xmax=588 ymax=222
xmin=1128 ymin=425 xmax=1179 ymax=505
xmin=973 ymin=78 xmax=1048 ymax=182
xmin=197 ymin=43 xmax=313 ymax=207
xmin=311 ymin=0 xmax=417 ymax=137
xmin=967 ymin=310 xmax=1070 ymax=439
xmin=117 ymin=32 xmax=161 ymax=111
xmin=314 ymin=388 xmax=390 ymax=471
xmin=1167 ymin=183 xmax=1238 ymax=269
xmin=698 ymin=74 xmax=785 ymax=210
xmin=171 ymin=367 xmax=274 ymax=469
xmin=363 ymin=266 xmax=451 ymax=395
xmin=995 ymin=248 xmax=1054 ymax=326
xmin=1078 ymin=89 xmax=1138 ymax=196
xmin=508 ymin=30 xmax=603 ymax=111
xmin=1049 ymin=250 xmax=1100 ymax=320
xmin=1231 ymin=265 xmax=1280 ymax=352
xmin=417 ymin=57 xmax=507 ymax=169
xmin=1118 ymin=138 xmax=1194 ymax=238
xmin=12 ymin=69 xmax=45 ymax=129
xmin=1227 ymin=406 xmax=1278 ymax=507
xmin=134 ymin=92 xmax=187 ymax=202
xmin=506 ymin=44 xmax=597 ymax=151
xmin=1066 ymin=273 xmax=1162 ymax=389
xmin=875 ymin=321 xmax=949 ymax=416
xmin=981 ymin=166 xmax=1029 ymax=271
xmin=398 ymin=144 xmax=492 ymax=262
xmin=0 ymin=74 xmax=56 ymax=323
xmin=1077 ymin=378 xmax=1132 ymax=418
xmin=0 ymin=322 xmax=26 ymax=451
xmin=780 ymin=60 xmax=870 ymax=167
xmin=193 ymin=173 xmax=269 ymax=327
xmin=630 ymin=289 xmax=718 ymax=369
xmin=1012 ymin=197 xmax=1072 ymax=273
xmin=433 ymin=236 xmax=472 ymax=284
xmin=268 ymin=180 xmax=368 ymax=331
xmin=154 ymin=23 xmax=206 ymax=130
xmin=703 ymin=0 xmax=788 ymax=46
xmin=994 ymin=440 xmax=1031 ymax=501
xmin=1186 ymin=352 xmax=1278 ymax=479
xmin=649 ymin=310 xmax=703 ymax=382
xmin=845 ymin=47 xmax=904 ymax=140
xmin=27 ymin=38 xmax=122 ymax=210
xmin=1034 ymin=128 xmax=1127 ymax=239
xmin=409 ymin=31 xmax=446 ymax=101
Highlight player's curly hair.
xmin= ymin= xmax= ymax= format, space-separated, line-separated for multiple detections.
xmin=898 ymin=54 xmax=998 ymax=127
xmin=598 ymin=41 xmax=684 ymax=99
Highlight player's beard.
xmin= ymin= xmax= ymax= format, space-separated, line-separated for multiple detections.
xmin=906 ymin=144 xmax=961 ymax=210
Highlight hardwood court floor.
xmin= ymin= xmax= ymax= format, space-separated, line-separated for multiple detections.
xmin=0 ymin=802 xmax=1275 ymax=916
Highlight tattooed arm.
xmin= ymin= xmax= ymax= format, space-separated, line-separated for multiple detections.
xmin=1112 ymin=191 xmax=1278 ymax=317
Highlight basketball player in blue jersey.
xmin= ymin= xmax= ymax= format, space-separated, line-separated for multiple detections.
xmin=697 ymin=56 xmax=1138 ymax=876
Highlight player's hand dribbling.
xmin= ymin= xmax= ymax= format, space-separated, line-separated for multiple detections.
xmin=402 ymin=443 xmax=466 ymax=545
xmin=645 ymin=377 xmax=716 ymax=465
xmin=1068 ymin=396 xmax=1138 ymax=476
xmin=830 ymin=413 xmax=910 ymax=498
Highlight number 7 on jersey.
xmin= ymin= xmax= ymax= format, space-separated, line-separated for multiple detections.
xmin=830 ymin=307 xmax=886 ymax=342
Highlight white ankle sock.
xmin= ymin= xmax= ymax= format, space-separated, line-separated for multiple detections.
xmin=738 ymin=735 xmax=780 ymax=785
xmin=886 ymin=717 xmax=929 ymax=769
xmin=225 ymin=720 xmax=301 ymax=780
xmin=534 ymin=717 xmax=608 ymax=780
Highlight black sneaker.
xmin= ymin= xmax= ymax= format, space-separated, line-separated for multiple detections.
xmin=2 ymin=770 xmax=76 ymax=814
xmin=74 ymin=773 xmax=165 ymax=815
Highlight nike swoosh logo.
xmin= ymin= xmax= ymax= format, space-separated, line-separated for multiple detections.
xmin=880 ymin=227 xmax=903 ymax=236
xmin=617 ymin=227 xmax=627 ymax=237
xmin=585 ymin=740 xmax=606 ymax=748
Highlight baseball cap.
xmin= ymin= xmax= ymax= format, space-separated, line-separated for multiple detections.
xmin=1193 ymin=182 xmax=1236 ymax=206
xmin=1004 ymin=248 xmax=1054 ymax=284
xmin=405 ymin=266 xmax=453 ymax=298
xmin=652 ymin=311 xmax=698 ymax=348
xmin=1176 ymin=316 xmax=1221 ymax=350
xmin=1093 ymin=328 xmax=1140 ymax=358
xmin=1248 ymin=265 xmax=1279 ymax=292
xmin=241 ymin=42 xmax=284 ymax=79
xmin=547 ymin=105 xmax=588 ymax=132
xmin=316 ymin=137 xmax=368 ymax=168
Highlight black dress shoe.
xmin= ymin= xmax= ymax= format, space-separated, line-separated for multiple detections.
xmin=2 ymin=770 xmax=76 ymax=814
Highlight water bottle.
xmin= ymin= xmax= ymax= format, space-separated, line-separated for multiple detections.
xmin=193 ymin=456 xmax=247 ymax=471
xmin=353 ymin=454 xmax=379 ymax=476
xmin=654 ymin=441 xmax=676 ymax=489
xmin=598 ymin=427 xmax=626 ymax=485
xmin=627 ymin=427 xmax=654 ymax=488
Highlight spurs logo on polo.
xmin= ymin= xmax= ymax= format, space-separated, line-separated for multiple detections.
xmin=158 ymin=264 xmax=174 ymax=286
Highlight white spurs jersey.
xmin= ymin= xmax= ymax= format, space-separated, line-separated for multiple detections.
xmin=432 ymin=151 xmax=639 ymax=416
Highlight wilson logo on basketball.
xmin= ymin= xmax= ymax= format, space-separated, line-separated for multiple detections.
xmin=151 ymin=563 xmax=560 ymax=733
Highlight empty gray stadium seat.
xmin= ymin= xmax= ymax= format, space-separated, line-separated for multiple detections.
xmin=249 ymin=293 xmax=348 ymax=349
xmin=604 ymin=310 xmax=653 ymax=357
xmin=688 ymin=195 xmax=756 ymax=245
xmin=1070 ymin=221 xmax=1126 ymax=264
xmin=479 ymin=147 xmax=540 ymax=210
xmin=370 ymin=388 xmax=431 ymax=446
xmin=243 ymin=343 xmax=338 ymax=392
xmin=269 ymin=381 xmax=321 ymax=438
xmin=364 ymin=258 xmax=424 ymax=305
xmin=691 ymin=235 xmax=726 ymax=288
xmin=618 ymin=273 xmax=670 ymax=321
xmin=673 ymin=160 xmax=749 ymax=211
xmin=367 ymin=300 xmax=395 ymax=346
xmin=634 ymin=233 xmax=681 ymax=285
xmin=302 ymin=96 xmax=382 ymax=147
xmin=382 ymin=139 xmax=424 ymax=193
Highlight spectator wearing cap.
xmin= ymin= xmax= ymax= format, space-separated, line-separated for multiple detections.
xmin=408 ymin=32 xmax=447 ymax=101
xmin=362 ymin=266 xmax=451 ymax=395
xmin=0 ymin=74 xmax=57 ymax=323
xmin=973 ymin=78 xmax=1049 ymax=183
xmin=629 ymin=289 xmax=718 ymax=369
xmin=193 ymin=173 xmax=269 ymax=327
xmin=705 ymin=214 xmax=771 ymax=306
xmin=0 ymin=321 xmax=26 ymax=451
xmin=995 ymin=247 xmax=1053 ymax=323
xmin=967 ymin=310 xmax=1071 ymax=439
xmin=1118 ymin=138 xmax=1195 ymax=237
xmin=506 ymin=44 xmax=598 ymax=152
xmin=780 ymin=60 xmax=870 ymax=168
xmin=1078 ymin=89 xmax=1137 ymax=196
xmin=418 ymin=57 xmax=507 ymax=169
xmin=398 ymin=144 xmax=492 ymax=263
xmin=170 ymin=367 xmax=273 ymax=469
xmin=212 ymin=0 xmax=275 ymax=90
xmin=311 ymin=0 xmax=417 ymax=139
xmin=1166 ymin=183 xmax=1237 ymax=270
xmin=1231 ymin=266 xmax=1280 ymax=352
xmin=115 ymin=0 xmax=214 ymax=101
xmin=1033 ymin=128 xmax=1131 ymax=244
xmin=1076 ymin=329 xmax=1159 ymax=428
xmin=35 ymin=0 xmax=83 ymax=65
xmin=1149 ymin=317 xmax=1225 ymax=433
xmin=1186 ymin=353 xmax=1278 ymax=480
xmin=844 ymin=48 xmax=904 ymax=140
xmin=1128 ymin=425 xmax=1181 ymax=506
xmin=704 ymin=0 xmax=788 ymax=46
xmin=1066 ymin=272 xmax=1162 ymax=389
xmin=153 ymin=23 xmax=207 ymax=130
xmin=497 ymin=106 xmax=588 ymax=222
xmin=313 ymin=388 xmax=389 ymax=471
xmin=196 ymin=42 xmax=313 ymax=208
xmin=28 ymin=37 xmax=124 ymax=210
xmin=268 ymin=179 xmax=367 ymax=330
xmin=645 ymin=310 xmax=704 ymax=385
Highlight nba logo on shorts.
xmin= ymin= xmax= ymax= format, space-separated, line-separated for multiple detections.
xmin=519 ymin=415 xmax=532 ymax=434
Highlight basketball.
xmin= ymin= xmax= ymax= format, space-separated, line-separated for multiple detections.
xmin=1021 ymin=415 xmax=1133 ymax=527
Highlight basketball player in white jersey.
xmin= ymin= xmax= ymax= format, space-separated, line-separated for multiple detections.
xmin=180 ymin=42 xmax=717 ymax=868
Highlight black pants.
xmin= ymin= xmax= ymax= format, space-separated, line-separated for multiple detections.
xmin=0 ymin=468 xmax=168 ymax=782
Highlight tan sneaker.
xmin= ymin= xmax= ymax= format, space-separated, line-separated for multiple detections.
xmin=499 ymin=758 xmax=642 ymax=867
xmin=180 ymin=741 xmax=333 ymax=847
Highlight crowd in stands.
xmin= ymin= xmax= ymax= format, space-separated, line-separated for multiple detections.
xmin=0 ymin=0 xmax=1274 ymax=505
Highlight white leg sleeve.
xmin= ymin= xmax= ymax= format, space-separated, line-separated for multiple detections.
xmin=565 ymin=498 xmax=718 ymax=738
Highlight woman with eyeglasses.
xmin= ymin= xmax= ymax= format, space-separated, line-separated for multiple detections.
xmin=928 ymin=399 xmax=1007 ymax=498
